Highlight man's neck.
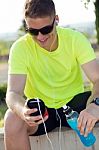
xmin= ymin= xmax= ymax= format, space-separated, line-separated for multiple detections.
xmin=47 ymin=34 xmax=58 ymax=52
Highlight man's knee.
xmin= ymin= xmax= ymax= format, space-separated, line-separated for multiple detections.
xmin=4 ymin=109 xmax=26 ymax=135
xmin=4 ymin=109 xmax=38 ymax=136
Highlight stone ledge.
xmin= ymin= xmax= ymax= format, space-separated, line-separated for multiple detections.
xmin=0 ymin=124 xmax=99 ymax=150
xmin=0 ymin=128 xmax=4 ymax=137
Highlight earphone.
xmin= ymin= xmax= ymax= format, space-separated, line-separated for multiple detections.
xmin=55 ymin=20 xmax=58 ymax=25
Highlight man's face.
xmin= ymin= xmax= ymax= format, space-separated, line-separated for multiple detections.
xmin=25 ymin=16 xmax=57 ymax=50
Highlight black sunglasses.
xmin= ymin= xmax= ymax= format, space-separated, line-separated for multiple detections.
xmin=26 ymin=18 xmax=55 ymax=36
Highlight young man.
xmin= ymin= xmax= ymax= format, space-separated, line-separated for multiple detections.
xmin=4 ymin=0 xmax=99 ymax=149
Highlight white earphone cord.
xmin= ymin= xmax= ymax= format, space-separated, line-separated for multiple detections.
xmin=37 ymin=98 xmax=62 ymax=150
xmin=34 ymin=28 xmax=62 ymax=150
xmin=37 ymin=98 xmax=54 ymax=150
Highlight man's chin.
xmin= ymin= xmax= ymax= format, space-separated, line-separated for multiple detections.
xmin=38 ymin=40 xmax=48 ymax=48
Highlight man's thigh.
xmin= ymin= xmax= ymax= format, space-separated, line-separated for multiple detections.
xmin=68 ymin=91 xmax=91 ymax=112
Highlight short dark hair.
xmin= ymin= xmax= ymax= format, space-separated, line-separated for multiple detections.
xmin=24 ymin=0 xmax=56 ymax=18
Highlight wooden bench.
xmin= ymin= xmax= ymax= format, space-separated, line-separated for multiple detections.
xmin=0 ymin=124 xmax=99 ymax=150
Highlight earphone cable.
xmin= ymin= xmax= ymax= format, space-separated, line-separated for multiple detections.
xmin=37 ymin=98 xmax=54 ymax=150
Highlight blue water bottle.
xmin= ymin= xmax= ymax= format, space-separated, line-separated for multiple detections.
xmin=63 ymin=105 xmax=96 ymax=147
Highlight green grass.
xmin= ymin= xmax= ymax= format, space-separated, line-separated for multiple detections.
xmin=84 ymin=84 xmax=92 ymax=92
xmin=0 ymin=83 xmax=7 ymax=127
xmin=0 ymin=61 xmax=7 ymax=64
xmin=0 ymin=102 xmax=7 ymax=127
xmin=0 ymin=48 xmax=9 ymax=56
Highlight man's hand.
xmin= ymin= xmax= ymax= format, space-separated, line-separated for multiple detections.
xmin=22 ymin=106 xmax=48 ymax=127
xmin=78 ymin=103 xmax=99 ymax=137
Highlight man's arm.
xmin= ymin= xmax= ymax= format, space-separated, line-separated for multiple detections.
xmin=6 ymin=74 xmax=48 ymax=126
xmin=82 ymin=59 xmax=99 ymax=102
xmin=6 ymin=74 xmax=27 ymax=119
xmin=78 ymin=59 xmax=99 ymax=136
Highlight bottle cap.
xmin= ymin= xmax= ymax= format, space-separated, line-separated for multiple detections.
xmin=63 ymin=105 xmax=72 ymax=115
xmin=63 ymin=105 xmax=68 ymax=109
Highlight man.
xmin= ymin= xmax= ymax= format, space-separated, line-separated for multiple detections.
xmin=4 ymin=0 xmax=99 ymax=149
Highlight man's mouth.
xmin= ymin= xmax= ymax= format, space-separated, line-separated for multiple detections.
xmin=38 ymin=38 xmax=48 ymax=44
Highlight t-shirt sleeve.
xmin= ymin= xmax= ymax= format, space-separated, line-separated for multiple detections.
xmin=8 ymin=40 xmax=28 ymax=74
xmin=74 ymin=31 xmax=96 ymax=65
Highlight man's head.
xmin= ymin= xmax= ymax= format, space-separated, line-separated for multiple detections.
xmin=24 ymin=0 xmax=59 ymax=51
xmin=24 ymin=0 xmax=56 ymax=19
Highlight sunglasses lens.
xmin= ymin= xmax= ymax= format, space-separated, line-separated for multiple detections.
xmin=28 ymin=29 xmax=39 ymax=36
xmin=40 ymin=26 xmax=53 ymax=35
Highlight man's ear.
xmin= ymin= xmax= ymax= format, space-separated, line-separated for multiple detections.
xmin=55 ymin=20 xmax=59 ymax=25
xmin=55 ymin=15 xmax=59 ymax=25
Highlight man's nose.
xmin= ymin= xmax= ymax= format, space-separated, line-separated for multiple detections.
xmin=36 ymin=32 xmax=45 ymax=40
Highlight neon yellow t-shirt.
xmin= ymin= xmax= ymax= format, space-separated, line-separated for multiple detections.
xmin=8 ymin=27 xmax=96 ymax=109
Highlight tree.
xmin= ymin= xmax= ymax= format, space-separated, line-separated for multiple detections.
xmin=82 ymin=0 xmax=99 ymax=44
xmin=94 ymin=0 xmax=99 ymax=44
xmin=19 ymin=20 xmax=27 ymax=32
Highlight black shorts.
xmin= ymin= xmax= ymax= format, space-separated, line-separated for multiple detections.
xmin=31 ymin=91 xmax=91 ymax=136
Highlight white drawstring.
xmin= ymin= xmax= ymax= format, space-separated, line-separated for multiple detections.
xmin=56 ymin=109 xmax=62 ymax=150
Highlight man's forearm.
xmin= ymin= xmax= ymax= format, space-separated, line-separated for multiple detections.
xmin=6 ymin=91 xmax=26 ymax=119
xmin=86 ymin=81 xmax=99 ymax=121
xmin=87 ymin=80 xmax=99 ymax=104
